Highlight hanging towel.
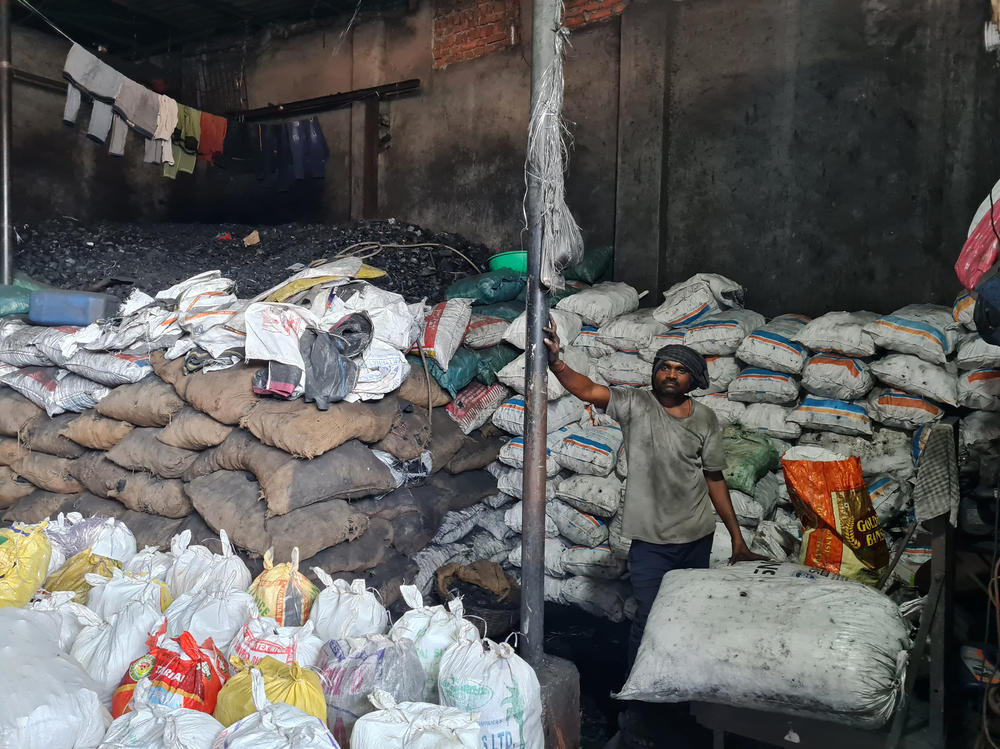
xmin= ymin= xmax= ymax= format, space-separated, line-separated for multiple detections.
xmin=113 ymin=78 xmax=159 ymax=139
xmin=62 ymin=43 xmax=123 ymax=141
xmin=197 ymin=111 xmax=227 ymax=165
xmin=164 ymin=105 xmax=201 ymax=178
xmin=108 ymin=113 xmax=129 ymax=157
xmin=144 ymin=94 xmax=178 ymax=165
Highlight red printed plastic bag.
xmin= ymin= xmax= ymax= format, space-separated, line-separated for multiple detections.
xmin=782 ymin=446 xmax=889 ymax=583
xmin=418 ymin=298 xmax=473 ymax=372
xmin=112 ymin=621 xmax=229 ymax=718
xmin=957 ymin=197 xmax=1000 ymax=291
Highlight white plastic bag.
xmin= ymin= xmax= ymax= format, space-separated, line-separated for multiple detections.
xmin=163 ymin=586 xmax=258 ymax=654
xmin=165 ymin=529 xmax=252 ymax=598
xmin=86 ymin=568 xmax=170 ymax=620
xmin=683 ymin=310 xmax=765 ymax=356
xmin=793 ymin=311 xmax=878 ymax=357
xmin=727 ymin=368 xmax=799 ymax=404
xmin=491 ymin=394 xmax=584 ymax=436
xmin=554 ymin=473 xmax=623 ymax=517
xmin=123 ymin=546 xmax=173 ymax=581
xmin=735 ymin=314 xmax=810 ymax=374
xmin=652 ymin=274 xmax=744 ymax=328
xmin=27 ymin=590 xmax=103 ymax=652
xmin=418 ymin=298 xmax=473 ymax=372
xmin=99 ymin=680 xmax=223 ymax=749
xmin=503 ymin=308 xmax=582 ymax=351
xmin=228 ymin=616 xmax=324 ymax=668
xmin=353 ymin=340 xmax=411 ymax=399
xmin=870 ymin=354 xmax=958 ymax=406
xmin=315 ymin=281 xmax=419 ymax=351
xmin=351 ymin=690 xmax=479 ymax=749
xmin=309 ymin=571 xmax=389 ymax=642
xmin=44 ymin=514 xmax=137 ymax=566
xmin=546 ymin=499 xmax=609 ymax=547
xmin=438 ymin=634 xmax=544 ymax=749
xmin=801 ymin=353 xmax=874 ymax=400
xmin=1 ymin=366 xmax=110 ymax=417
xmin=616 ymin=566 xmax=909 ymax=728
xmin=389 ymin=586 xmax=479 ymax=703
xmin=555 ymin=282 xmax=639 ymax=327
xmin=864 ymin=305 xmax=960 ymax=364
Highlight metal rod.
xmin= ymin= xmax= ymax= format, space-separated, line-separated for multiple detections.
xmin=12 ymin=66 xmax=65 ymax=93
xmin=520 ymin=0 xmax=561 ymax=667
xmin=0 ymin=0 xmax=12 ymax=286
xmin=227 ymin=79 xmax=420 ymax=121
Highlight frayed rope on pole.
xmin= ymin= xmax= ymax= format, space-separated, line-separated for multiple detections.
xmin=524 ymin=22 xmax=583 ymax=291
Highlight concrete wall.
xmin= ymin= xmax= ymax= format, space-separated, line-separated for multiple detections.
xmin=11 ymin=26 xmax=171 ymax=225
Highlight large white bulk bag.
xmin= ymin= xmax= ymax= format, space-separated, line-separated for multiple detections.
xmin=652 ymin=274 xmax=744 ymax=328
xmin=616 ymin=565 xmax=909 ymax=728
xmin=555 ymin=282 xmax=639 ymax=327
xmin=503 ymin=308 xmax=582 ymax=351
xmin=683 ymin=311 xmax=766 ymax=356
xmin=438 ymin=635 xmax=544 ymax=749
xmin=735 ymin=314 xmax=810 ymax=374
xmin=793 ymin=311 xmax=878 ymax=357
xmin=869 ymin=354 xmax=958 ymax=406
xmin=351 ymin=690 xmax=478 ymax=749
xmin=863 ymin=304 xmax=960 ymax=364
xmin=308 ymin=571 xmax=389 ymax=642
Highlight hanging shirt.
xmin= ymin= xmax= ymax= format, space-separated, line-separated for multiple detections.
xmin=113 ymin=78 xmax=159 ymax=139
xmin=164 ymin=105 xmax=201 ymax=178
xmin=197 ymin=112 xmax=227 ymax=165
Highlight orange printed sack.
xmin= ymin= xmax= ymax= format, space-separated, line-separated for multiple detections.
xmin=248 ymin=547 xmax=318 ymax=627
xmin=782 ymin=445 xmax=889 ymax=583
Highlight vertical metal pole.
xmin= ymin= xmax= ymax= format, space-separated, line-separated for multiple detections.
xmin=0 ymin=0 xmax=12 ymax=286
xmin=520 ymin=0 xmax=559 ymax=667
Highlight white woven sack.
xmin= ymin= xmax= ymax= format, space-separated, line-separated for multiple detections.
xmin=26 ymin=590 xmax=103 ymax=652
xmin=1 ymin=366 xmax=110 ymax=417
xmin=687 ymin=356 xmax=740 ymax=397
xmin=739 ymin=403 xmax=801 ymax=440
xmin=729 ymin=490 xmax=766 ymax=527
xmin=863 ymin=304 xmax=960 ymax=364
xmin=163 ymin=586 xmax=257 ymax=654
xmin=309 ymin=571 xmax=389 ymax=642
xmin=596 ymin=311 xmax=666 ymax=352
xmin=498 ymin=436 xmax=560 ymax=476
xmin=735 ymin=314 xmax=811 ymax=374
xmin=786 ymin=396 xmax=873 ymax=437
xmin=463 ymin=314 xmax=508 ymax=349
xmin=797 ymin=428 xmax=913 ymax=478
xmin=85 ymin=568 xmax=169 ymax=620
xmin=496 ymin=346 xmax=590 ymax=400
xmin=616 ymin=566 xmax=909 ymax=729
xmin=793 ymin=311 xmax=878 ymax=357
xmin=560 ymin=544 xmax=627 ymax=579
xmin=507 ymin=536 xmax=570 ymax=576
xmin=165 ymin=529 xmax=252 ymax=598
xmin=800 ymin=353 xmax=873 ymax=400
xmin=491 ymin=393 xmax=584 ymax=436
xmin=439 ymin=634 xmax=544 ymax=749
xmin=559 ymin=576 xmax=626 ymax=622
xmin=953 ymin=291 xmax=977 ymax=329
xmin=100 ymin=685 xmax=223 ymax=749
xmin=547 ymin=422 xmax=623 ymax=476
xmin=682 ymin=310 xmax=766 ymax=356
xmin=228 ymin=616 xmax=324 ymax=668
xmin=748 ymin=521 xmax=799 ymax=562
xmin=0 ymin=320 xmax=55 ymax=366
xmin=958 ymin=368 xmax=1000 ymax=411
xmin=870 ymin=354 xmax=958 ymax=406
xmin=546 ymin=499 xmax=610 ymax=547
xmin=638 ymin=329 xmax=686 ymax=362
xmin=389 ymin=586 xmax=479 ymax=703
xmin=692 ymin=393 xmax=746 ymax=425
xmin=960 ymin=411 xmax=1000 ymax=447
xmin=418 ymin=298 xmax=473 ymax=372
xmin=503 ymin=308 xmax=582 ymax=351
xmin=572 ymin=325 xmax=615 ymax=356
xmin=956 ymin=335 xmax=1000 ymax=369
xmin=352 ymin=690 xmax=479 ymax=749
xmin=494 ymin=465 xmax=555 ymax=501
xmin=44 ymin=513 xmax=137 ymax=565
xmin=652 ymin=273 xmax=744 ymax=328
xmin=865 ymin=388 xmax=944 ymax=430
xmin=608 ymin=510 xmax=631 ymax=559
xmin=867 ymin=475 xmax=908 ymax=526
xmin=554 ymin=473 xmax=623 ymax=517
xmin=594 ymin=351 xmax=649 ymax=388
xmin=123 ymin=546 xmax=173 ymax=581
xmin=543 ymin=576 xmax=566 ymax=604
xmin=727 ymin=368 xmax=799 ymax=404
xmin=503 ymin=501 xmax=559 ymax=537
xmin=555 ymin=282 xmax=639 ymax=327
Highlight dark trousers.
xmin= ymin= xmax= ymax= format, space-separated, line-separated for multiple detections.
xmin=626 ymin=533 xmax=713 ymax=668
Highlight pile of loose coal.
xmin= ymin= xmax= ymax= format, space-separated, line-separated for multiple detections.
xmin=13 ymin=218 xmax=494 ymax=302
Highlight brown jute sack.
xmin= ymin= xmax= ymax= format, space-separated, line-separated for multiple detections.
xmin=445 ymin=429 xmax=505 ymax=474
xmin=181 ymin=365 xmax=261 ymax=425
xmin=157 ymin=407 xmax=234 ymax=450
xmin=240 ymin=395 xmax=398 ymax=459
xmin=0 ymin=388 xmax=42 ymax=437
xmin=149 ymin=351 xmax=188 ymax=394
xmin=69 ymin=451 xmax=129 ymax=498
xmin=11 ymin=453 xmax=83 ymax=494
xmin=185 ymin=470 xmax=271 ymax=555
xmin=373 ymin=408 xmax=431 ymax=462
xmin=0 ymin=465 xmax=34 ymax=507
xmin=109 ymin=470 xmax=192 ymax=518
xmin=424 ymin=406 xmax=467 ymax=472
xmin=395 ymin=367 xmax=451 ymax=408
xmin=181 ymin=429 xmax=290 ymax=484
xmin=0 ymin=437 xmax=26 ymax=466
xmin=105 ymin=428 xmax=199 ymax=480
xmin=96 ymin=377 xmax=185 ymax=427
xmin=22 ymin=414 xmax=86 ymax=459
xmin=301 ymin=517 xmax=393 ymax=574
xmin=3 ymin=489 xmax=74 ymax=523
xmin=58 ymin=411 xmax=134 ymax=451
xmin=267 ymin=497 xmax=370 ymax=560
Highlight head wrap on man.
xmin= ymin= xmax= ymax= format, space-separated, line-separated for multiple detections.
xmin=652 ymin=344 xmax=709 ymax=391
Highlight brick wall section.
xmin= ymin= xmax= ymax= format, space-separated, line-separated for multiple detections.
xmin=563 ymin=0 xmax=629 ymax=30
xmin=433 ymin=0 xmax=521 ymax=69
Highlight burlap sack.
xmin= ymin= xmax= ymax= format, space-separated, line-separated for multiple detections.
xmin=68 ymin=451 xmax=129 ymax=498
xmin=302 ymin=517 xmax=394 ymax=574
xmin=0 ymin=437 xmax=26 ymax=466
xmin=110 ymin=471 xmax=192 ymax=518
xmin=444 ymin=429 xmax=505 ymax=474
xmin=11 ymin=453 xmax=82 ymax=494
xmin=240 ymin=395 xmax=398 ymax=459
xmin=373 ymin=408 xmax=431 ymax=462
xmin=425 ymin=406 xmax=467 ymax=472
xmin=0 ymin=388 xmax=42 ymax=437
xmin=157 ymin=407 xmax=234 ymax=450
xmin=105 ymin=427 xmax=199 ymax=479
xmin=395 ymin=366 xmax=451 ymax=408
xmin=63 ymin=491 xmax=128 ymax=520
xmin=96 ymin=377 xmax=185 ymax=427
xmin=58 ymin=411 xmax=134 ymax=450
xmin=3 ymin=489 xmax=74 ymax=523
xmin=267 ymin=497 xmax=370 ymax=560
xmin=387 ymin=510 xmax=436 ymax=556
xmin=181 ymin=429 xmax=290 ymax=484
xmin=149 ymin=351 xmax=187 ymax=393
xmin=0 ymin=465 xmax=34 ymax=507
xmin=184 ymin=470 xmax=271 ymax=555
xmin=22 ymin=414 xmax=86 ymax=459
xmin=181 ymin=365 xmax=261 ymax=425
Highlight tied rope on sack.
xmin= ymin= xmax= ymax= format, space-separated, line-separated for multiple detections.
xmin=524 ymin=22 xmax=584 ymax=290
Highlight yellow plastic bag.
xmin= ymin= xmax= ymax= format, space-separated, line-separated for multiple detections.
xmin=249 ymin=547 xmax=318 ymax=627
xmin=45 ymin=548 xmax=121 ymax=603
xmin=0 ymin=523 xmax=52 ymax=609
xmin=213 ymin=656 xmax=326 ymax=727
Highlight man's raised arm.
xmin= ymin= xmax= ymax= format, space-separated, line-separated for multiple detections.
xmin=543 ymin=322 xmax=610 ymax=409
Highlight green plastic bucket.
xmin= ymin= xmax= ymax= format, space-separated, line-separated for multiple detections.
xmin=488 ymin=250 xmax=528 ymax=273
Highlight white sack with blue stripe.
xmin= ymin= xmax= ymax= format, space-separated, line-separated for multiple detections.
xmin=867 ymin=475 xmax=908 ymax=526
xmin=683 ymin=310 xmax=766 ymax=356
xmin=638 ymin=329 xmax=686 ymax=362
xmin=491 ymin=393 xmax=585 ymax=436
xmin=739 ymin=403 xmax=802 ymax=440
xmin=596 ymin=310 xmax=667 ymax=352
xmin=498 ymin=436 xmax=561 ymax=476
xmin=801 ymin=353 xmax=874 ymax=400
xmin=787 ymin=396 xmax=873 ymax=437
xmin=865 ymin=388 xmax=943 ymax=430
xmin=594 ymin=351 xmax=650 ymax=388
xmin=547 ymin=499 xmax=610 ymax=547
xmin=692 ymin=393 xmax=747 ymax=425
xmin=735 ymin=314 xmax=810 ymax=374
xmin=547 ymin=422 xmax=624 ymax=476
xmin=793 ymin=311 xmax=878 ymax=357
xmin=652 ymin=273 xmax=745 ymax=329
xmin=690 ymin=356 xmax=740 ymax=397
xmin=727 ymin=368 xmax=799 ymax=404
xmin=869 ymin=354 xmax=958 ymax=406
xmin=555 ymin=282 xmax=639 ymax=327
xmin=571 ymin=324 xmax=615 ymax=356
xmin=863 ymin=304 xmax=961 ymax=364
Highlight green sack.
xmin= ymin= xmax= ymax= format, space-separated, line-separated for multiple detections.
xmin=13 ymin=272 xmax=52 ymax=293
xmin=722 ymin=425 xmax=779 ymax=495
xmin=0 ymin=285 xmax=30 ymax=317
xmin=565 ymin=246 xmax=614 ymax=284
xmin=446 ymin=271 xmax=526 ymax=306
xmin=475 ymin=343 xmax=520 ymax=386
xmin=474 ymin=301 xmax=525 ymax=322
xmin=408 ymin=347 xmax=481 ymax=398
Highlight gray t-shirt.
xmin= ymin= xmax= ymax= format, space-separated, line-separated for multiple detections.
xmin=607 ymin=387 xmax=726 ymax=545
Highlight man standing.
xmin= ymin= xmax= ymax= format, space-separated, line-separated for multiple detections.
xmin=543 ymin=324 xmax=766 ymax=666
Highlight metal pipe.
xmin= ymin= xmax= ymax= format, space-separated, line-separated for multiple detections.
xmin=0 ymin=0 xmax=11 ymax=286
xmin=520 ymin=0 xmax=560 ymax=667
